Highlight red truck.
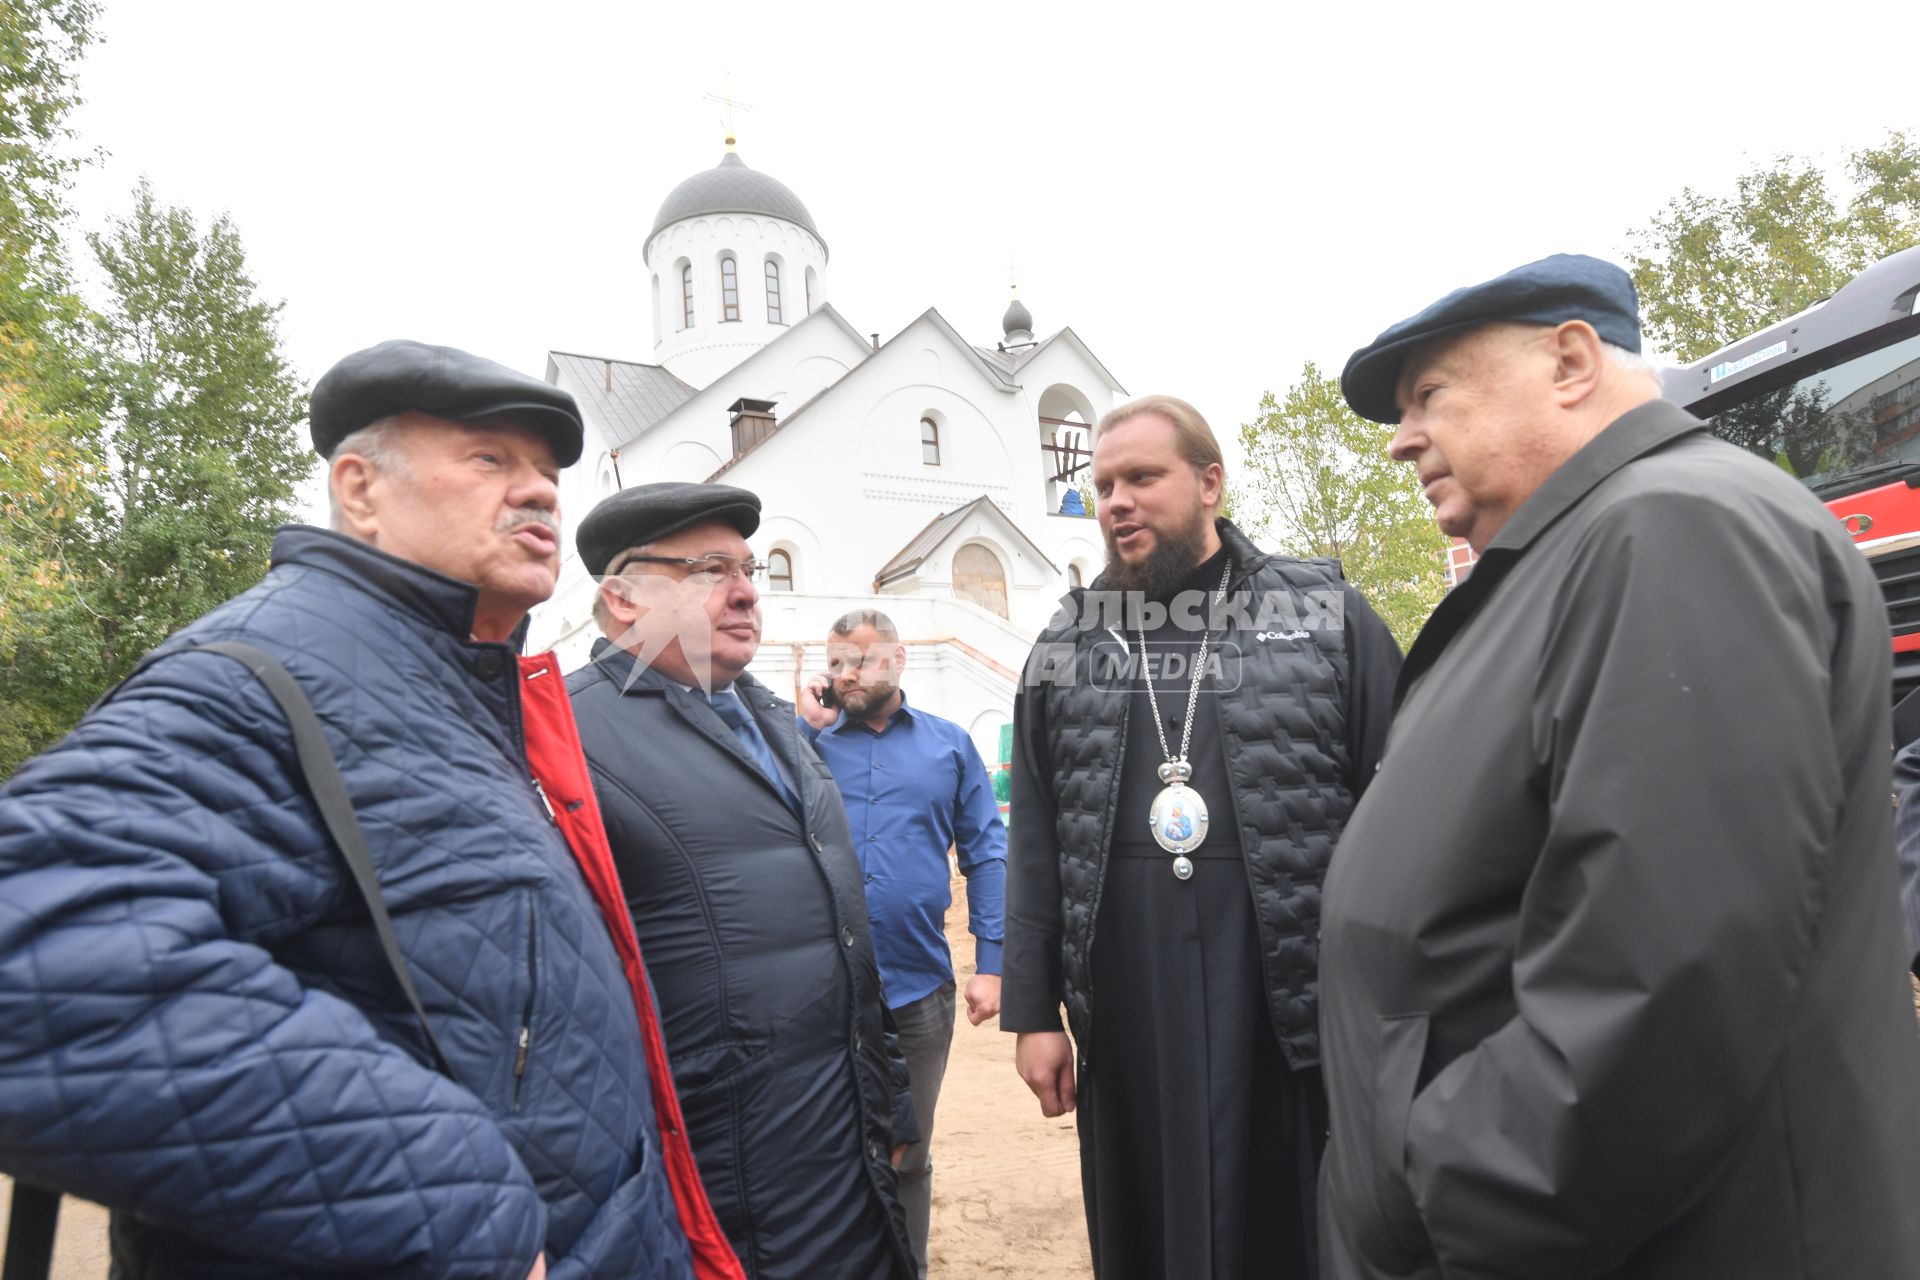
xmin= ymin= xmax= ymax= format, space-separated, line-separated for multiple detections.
xmin=1662 ymin=244 xmax=1920 ymax=734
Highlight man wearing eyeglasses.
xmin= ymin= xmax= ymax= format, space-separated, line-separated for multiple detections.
xmin=566 ymin=482 xmax=919 ymax=1280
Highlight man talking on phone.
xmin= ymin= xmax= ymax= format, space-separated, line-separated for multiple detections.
xmin=799 ymin=609 xmax=1007 ymax=1279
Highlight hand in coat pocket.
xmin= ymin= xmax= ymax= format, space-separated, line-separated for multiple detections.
xmin=1370 ymin=1013 xmax=1431 ymax=1261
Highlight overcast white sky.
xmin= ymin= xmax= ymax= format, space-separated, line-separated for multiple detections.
xmin=59 ymin=0 xmax=1919 ymax=521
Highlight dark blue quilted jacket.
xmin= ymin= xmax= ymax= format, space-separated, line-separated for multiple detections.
xmin=0 ymin=527 xmax=696 ymax=1280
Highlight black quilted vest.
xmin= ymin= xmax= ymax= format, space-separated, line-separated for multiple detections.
xmin=1034 ymin=521 xmax=1354 ymax=1070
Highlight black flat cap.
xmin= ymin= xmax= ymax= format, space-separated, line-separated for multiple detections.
xmin=310 ymin=339 xmax=585 ymax=466
xmin=1341 ymin=254 xmax=1643 ymax=424
xmin=576 ymin=482 xmax=762 ymax=576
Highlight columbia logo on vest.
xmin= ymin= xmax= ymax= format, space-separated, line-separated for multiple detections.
xmin=1256 ymin=630 xmax=1309 ymax=643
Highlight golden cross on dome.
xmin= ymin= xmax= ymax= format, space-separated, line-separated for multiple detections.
xmin=703 ymin=75 xmax=754 ymax=150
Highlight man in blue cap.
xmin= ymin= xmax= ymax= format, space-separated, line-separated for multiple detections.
xmin=1316 ymin=257 xmax=1920 ymax=1278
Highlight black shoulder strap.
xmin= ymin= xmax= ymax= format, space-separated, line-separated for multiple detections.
xmin=185 ymin=641 xmax=458 ymax=1080
xmin=2 ymin=1182 xmax=59 ymax=1280
xmin=92 ymin=640 xmax=457 ymax=1080
xmin=5 ymin=642 xmax=462 ymax=1280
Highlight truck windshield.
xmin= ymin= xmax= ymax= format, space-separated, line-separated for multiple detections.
xmin=1707 ymin=328 xmax=1920 ymax=497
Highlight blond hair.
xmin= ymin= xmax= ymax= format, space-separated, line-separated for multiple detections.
xmin=1094 ymin=395 xmax=1225 ymax=478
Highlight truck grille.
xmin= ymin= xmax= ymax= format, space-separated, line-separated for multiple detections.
xmin=1873 ymin=542 xmax=1920 ymax=636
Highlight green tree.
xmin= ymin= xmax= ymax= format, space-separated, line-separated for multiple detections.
xmin=83 ymin=178 xmax=311 ymax=672
xmin=0 ymin=362 xmax=102 ymax=773
xmin=0 ymin=0 xmax=100 ymax=423
xmin=1235 ymin=363 xmax=1447 ymax=649
xmin=2 ymin=174 xmax=310 ymax=779
xmin=0 ymin=0 xmax=96 ymax=331
xmin=1629 ymin=130 xmax=1920 ymax=363
xmin=0 ymin=0 xmax=103 ymax=777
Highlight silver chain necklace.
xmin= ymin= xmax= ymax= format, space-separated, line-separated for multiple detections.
xmin=1139 ymin=556 xmax=1233 ymax=879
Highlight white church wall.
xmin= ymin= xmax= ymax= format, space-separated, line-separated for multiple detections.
xmin=621 ymin=311 xmax=869 ymax=484
xmin=862 ymin=381 xmax=1013 ymax=503
xmin=712 ymin=316 xmax=1022 ymax=602
xmin=1019 ymin=334 xmax=1122 ymax=410
xmin=1052 ymin=531 xmax=1104 ymax=590
xmin=753 ymin=513 xmax=828 ymax=594
xmin=661 ymin=439 xmax=723 ymax=482
xmin=786 ymin=351 xmax=855 ymax=412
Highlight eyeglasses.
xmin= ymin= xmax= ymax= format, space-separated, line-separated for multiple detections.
xmin=616 ymin=554 xmax=768 ymax=585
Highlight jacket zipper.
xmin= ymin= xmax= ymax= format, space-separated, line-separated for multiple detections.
xmin=1212 ymin=617 xmax=1310 ymax=1058
xmin=512 ymin=893 xmax=538 ymax=1112
xmin=1080 ymin=632 xmax=1132 ymax=1073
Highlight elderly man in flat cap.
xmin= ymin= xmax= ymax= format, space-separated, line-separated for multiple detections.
xmin=1316 ymin=257 xmax=1920 ymax=1279
xmin=0 ymin=341 xmax=741 ymax=1280
xmin=567 ymin=481 xmax=918 ymax=1280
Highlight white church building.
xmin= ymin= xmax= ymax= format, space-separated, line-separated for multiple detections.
xmin=528 ymin=142 xmax=1128 ymax=769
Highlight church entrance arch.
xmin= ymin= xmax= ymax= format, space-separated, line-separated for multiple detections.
xmin=952 ymin=542 xmax=1009 ymax=619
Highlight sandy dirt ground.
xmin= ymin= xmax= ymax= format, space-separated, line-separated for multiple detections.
xmin=929 ymin=867 xmax=1093 ymax=1279
xmin=0 ymin=863 xmax=1091 ymax=1279
xmin=0 ymin=1181 xmax=109 ymax=1279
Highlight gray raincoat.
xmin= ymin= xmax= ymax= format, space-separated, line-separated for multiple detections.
xmin=1318 ymin=399 xmax=1920 ymax=1279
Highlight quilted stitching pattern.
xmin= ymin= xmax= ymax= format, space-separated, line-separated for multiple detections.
xmin=0 ymin=528 xmax=694 ymax=1279
xmin=1037 ymin=526 xmax=1356 ymax=1069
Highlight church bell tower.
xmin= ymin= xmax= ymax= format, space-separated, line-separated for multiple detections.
xmin=643 ymin=138 xmax=829 ymax=390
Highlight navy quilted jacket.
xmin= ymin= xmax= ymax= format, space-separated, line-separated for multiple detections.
xmin=0 ymin=528 xmax=696 ymax=1280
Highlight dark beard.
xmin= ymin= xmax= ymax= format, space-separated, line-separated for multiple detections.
xmin=1102 ymin=511 xmax=1212 ymax=601
xmin=842 ymin=681 xmax=899 ymax=718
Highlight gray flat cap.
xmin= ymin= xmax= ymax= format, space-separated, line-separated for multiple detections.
xmin=310 ymin=339 xmax=584 ymax=466
xmin=576 ymin=482 xmax=763 ymax=576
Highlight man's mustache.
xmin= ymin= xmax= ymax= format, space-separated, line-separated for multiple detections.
xmin=496 ymin=507 xmax=560 ymax=535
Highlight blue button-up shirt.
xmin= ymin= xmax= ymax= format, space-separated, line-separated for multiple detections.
xmin=803 ymin=693 xmax=1006 ymax=1009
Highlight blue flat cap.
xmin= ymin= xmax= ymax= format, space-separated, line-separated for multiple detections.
xmin=1341 ymin=254 xmax=1642 ymax=424
xmin=576 ymin=482 xmax=762 ymax=576
xmin=310 ymin=339 xmax=584 ymax=466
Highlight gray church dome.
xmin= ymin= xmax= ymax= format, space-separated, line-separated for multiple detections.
xmin=1003 ymin=295 xmax=1034 ymax=339
xmin=650 ymin=151 xmax=825 ymax=254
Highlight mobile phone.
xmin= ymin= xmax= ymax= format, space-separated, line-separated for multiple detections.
xmin=817 ymin=679 xmax=838 ymax=709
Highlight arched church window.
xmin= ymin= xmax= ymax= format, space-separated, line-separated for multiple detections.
xmin=806 ymin=266 xmax=818 ymax=315
xmin=680 ymin=264 xmax=695 ymax=329
xmin=953 ymin=544 xmax=1008 ymax=619
xmin=720 ymin=256 xmax=740 ymax=322
xmin=921 ymin=417 xmax=941 ymax=466
xmin=768 ymin=549 xmax=794 ymax=592
xmin=1068 ymin=564 xmax=1083 ymax=589
xmin=765 ymin=259 xmax=784 ymax=325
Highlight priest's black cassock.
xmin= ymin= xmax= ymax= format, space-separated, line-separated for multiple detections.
xmin=1078 ymin=545 xmax=1394 ymax=1279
